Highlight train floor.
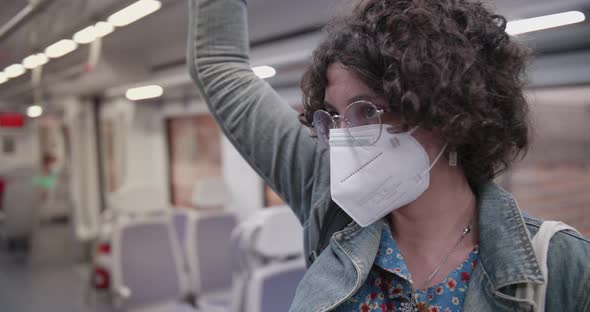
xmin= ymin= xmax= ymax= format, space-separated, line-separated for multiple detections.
xmin=0 ymin=217 xmax=114 ymax=312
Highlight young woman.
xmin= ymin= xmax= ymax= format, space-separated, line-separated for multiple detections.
xmin=188 ymin=0 xmax=590 ymax=311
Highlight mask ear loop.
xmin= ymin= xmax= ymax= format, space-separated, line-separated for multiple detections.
xmin=405 ymin=125 xmax=447 ymax=179
xmin=419 ymin=142 xmax=448 ymax=178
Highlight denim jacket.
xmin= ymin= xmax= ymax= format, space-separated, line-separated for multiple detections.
xmin=187 ymin=0 xmax=590 ymax=311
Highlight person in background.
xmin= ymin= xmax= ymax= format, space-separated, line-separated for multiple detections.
xmin=188 ymin=0 xmax=590 ymax=311
xmin=32 ymin=153 xmax=57 ymax=200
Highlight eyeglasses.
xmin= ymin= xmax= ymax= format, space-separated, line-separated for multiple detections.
xmin=312 ymin=100 xmax=397 ymax=147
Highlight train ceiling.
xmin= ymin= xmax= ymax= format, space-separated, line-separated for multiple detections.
xmin=0 ymin=0 xmax=589 ymax=105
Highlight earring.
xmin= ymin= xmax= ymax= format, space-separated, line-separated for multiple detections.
xmin=449 ymin=150 xmax=458 ymax=167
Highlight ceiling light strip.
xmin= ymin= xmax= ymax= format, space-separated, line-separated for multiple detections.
xmin=108 ymin=0 xmax=162 ymax=27
xmin=45 ymin=39 xmax=78 ymax=58
xmin=506 ymin=11 xmax=586 ymax=35
xmin=126 ymin=85 xmax=163 ymax=100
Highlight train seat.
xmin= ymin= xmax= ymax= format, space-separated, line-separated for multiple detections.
xmin=185 ymin=211 xmax=237 ymax=309
xmin=111 ymin=215 xmax=195 ymax=312
xmin=108 ymin=184 xmax=169 ymax=215
xmin=223 ymin=206 xmax=306 ymax=312
xmin=243 ymin=257 xmax=306 ymax=312
xmin=172 ymin=209 xmax=190 ymax=246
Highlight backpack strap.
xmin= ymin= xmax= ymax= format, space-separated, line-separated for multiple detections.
xmin=308 ymin=201 xmax=352 ymax=264
xmin=516 ymin=221 xmax=579 ymax=312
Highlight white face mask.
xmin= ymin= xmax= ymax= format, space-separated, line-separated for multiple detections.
xmin=329 ymin=124 xmax=446 ymax=227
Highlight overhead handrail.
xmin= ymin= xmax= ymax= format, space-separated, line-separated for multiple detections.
xmin=0 ymin=0 xmax=53 ymax=42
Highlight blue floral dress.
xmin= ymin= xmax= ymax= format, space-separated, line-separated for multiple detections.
xmin=335 ymin=223 xmax=479 ymax=312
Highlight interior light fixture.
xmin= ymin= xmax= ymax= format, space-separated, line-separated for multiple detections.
xmin=4 ymin=64 xmax=26 ymax=78
xmin=23 ymin=53 xmax=48 ymax=69
xmin=35 ymin=53 xmax=49 ymax=66
xmin=22 ymin=55 xmax=37 ymax=69
xmin=27 ymin=105 xmax=43 ymax=118
xmin=252 ymin=65 xmax=276 ymax=79
xmin=125 ymin=85 xmax=163 ymax=101
xmin=95 ymin=21 xmax=114 ymax=37
xmin=506 ymin=11 xmax=586 ymax=35
xmin=0 ymin=72 xmax=7 ymax=84
xmin=45 ymin=39 xmax=78 ymax=58
xmin=74 ymin=25 xmax=97 ymax=44
xmin=107 ymin=0 xmax=162 ymax=27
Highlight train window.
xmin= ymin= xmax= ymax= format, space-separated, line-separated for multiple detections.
xmin=166 ymin=114 xmax=222 ymax=208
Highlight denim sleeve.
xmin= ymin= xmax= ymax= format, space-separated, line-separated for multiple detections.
xmin=187 ymin=0 xmax=328 ymax=224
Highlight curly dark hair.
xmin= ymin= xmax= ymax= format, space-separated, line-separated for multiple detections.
xmin=300 ymin=0 xmax=530 ymax=187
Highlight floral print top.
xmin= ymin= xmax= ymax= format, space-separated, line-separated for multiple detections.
xmin=334 ymin=223 xmax=479 ymax=312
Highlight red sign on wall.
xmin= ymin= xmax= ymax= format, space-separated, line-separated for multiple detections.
xmin=0 ymin=113 xmax=25 ymax=128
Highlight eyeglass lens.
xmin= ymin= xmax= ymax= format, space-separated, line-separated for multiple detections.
xmin=312 ymin=101 xmax=383 ymax=147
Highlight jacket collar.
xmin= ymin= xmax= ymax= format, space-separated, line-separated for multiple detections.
xmin=336 ymin=220 xmax=383 ymax=274
xmin=476 ymin=182 xmax=544 ymax=290
xmin=293 ymin=220 xmax=382 ymax=312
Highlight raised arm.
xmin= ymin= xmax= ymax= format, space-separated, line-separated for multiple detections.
xmin=187 ymin=0 xmax=328 ymax=223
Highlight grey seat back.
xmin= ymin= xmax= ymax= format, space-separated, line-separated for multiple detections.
xmin=230 ymin=206 xmax=306 ymax=312
xmin=246 ymin=258 xmax=306 ymax=312
xmin=172 ymin=209 xmax=190 ymax=246
xmin=112 ymin=216 xmax=187 ymax=310
xmin=186 ymin=211 xmax=237 ymax=294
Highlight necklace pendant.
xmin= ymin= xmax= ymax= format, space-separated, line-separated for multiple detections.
xmin=463 ymin=224 xmax=472 ymax=235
